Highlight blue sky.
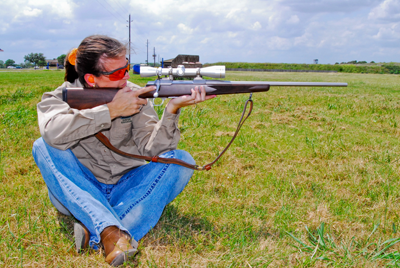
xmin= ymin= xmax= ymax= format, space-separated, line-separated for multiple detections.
xmin=1 ymin=0 xmax=399 ymax=65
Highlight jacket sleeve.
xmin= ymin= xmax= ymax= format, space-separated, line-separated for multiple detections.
xmin=130 ymin=102 xmax=181 ymax=156
xmin=37 ymin=82 xmax=112 ymax=150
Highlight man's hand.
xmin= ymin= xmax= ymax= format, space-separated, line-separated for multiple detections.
xmin=166 ymin=86 xmax=216 ymax=114
xmin=107 ymin=86 xmax=156 ymax=119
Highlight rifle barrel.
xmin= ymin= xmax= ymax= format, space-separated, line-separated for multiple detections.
xmin=241 ymin=81 xmax=348 ymax=87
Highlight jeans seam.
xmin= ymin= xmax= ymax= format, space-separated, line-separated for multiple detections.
xmin=119 ymin=151 xmax=175 ymax=220
xmin=38 ymin=145 xmax=110 ymax=235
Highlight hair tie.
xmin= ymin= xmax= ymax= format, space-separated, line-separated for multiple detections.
xmin=68 ymin=48 xmax=78 ymax=65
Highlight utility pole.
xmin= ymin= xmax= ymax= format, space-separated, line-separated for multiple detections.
xmin=146 ymin=39 xmax=149 ymax=65
xmin=127 ymin=14 xmax=132 ymax=66
xmin=153 ymin=47 xmax=156 ymax=66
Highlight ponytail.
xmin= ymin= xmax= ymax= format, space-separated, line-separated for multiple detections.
xmin=64 ymin=50 xmax=79 ymax=83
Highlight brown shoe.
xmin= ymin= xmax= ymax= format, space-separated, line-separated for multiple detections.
xmin=101 ymin=226 xmax=137 ymax=267
xmin=74 ymin=222 xmax=90 ymax=253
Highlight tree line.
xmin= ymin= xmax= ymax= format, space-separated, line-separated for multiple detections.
xmin=0 ymin=53 xmax=66 ymax=68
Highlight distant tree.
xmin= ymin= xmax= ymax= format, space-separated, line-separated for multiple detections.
xmin=370 ymin=61 xmax=375 ymax=64
xmin=0 ymin=60 xmax=4 ymax=68
xmin=38 ymin=60 xmax=47 ymax=67
xmin=19 ymin=62 xmax=29 ymax=68
xmin=335 ymin=62 xmax=339 ymax=65
xmin=24 ymin=61 xmax=33 ymax=68
xmin=5 ymin=59 xmax=15 ymax=67
xmin=57 ymin=54 xmax=66 ymax=65
xmin=24 ymin=53 xmax=46 ymax=67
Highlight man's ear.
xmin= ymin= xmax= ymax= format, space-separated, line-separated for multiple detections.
xmin=84 ymin=74 xmax=96 ymax=87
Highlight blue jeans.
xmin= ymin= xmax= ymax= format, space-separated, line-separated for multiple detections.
xmin=32 ymin=138 xmax=194 ymax=248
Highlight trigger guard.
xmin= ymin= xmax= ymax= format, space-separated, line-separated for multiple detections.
xmin=150 ymin=98 xmax=165 ymax=107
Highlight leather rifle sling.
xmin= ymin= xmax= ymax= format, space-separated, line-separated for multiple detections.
xmin=95 ymin=96 xmax=254 ymax=171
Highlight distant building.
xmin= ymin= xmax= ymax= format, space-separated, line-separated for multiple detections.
xmin=314 ymin=59 xmax=318 ymax=64
xmin=163 ymin=54 xmax=202 ymax=68
xmin=46 ymin=59 xmax=58 ymax=66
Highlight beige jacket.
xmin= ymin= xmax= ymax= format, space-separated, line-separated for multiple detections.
xmin=37 ymin=79 xmax=181 ymax=184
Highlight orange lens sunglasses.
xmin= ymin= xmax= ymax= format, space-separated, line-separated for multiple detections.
xmin=100 ymin=61 xmax=130 ymax=81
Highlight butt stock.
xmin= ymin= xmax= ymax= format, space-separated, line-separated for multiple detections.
xmin=63 ymin=88 xmax=119 ymax=110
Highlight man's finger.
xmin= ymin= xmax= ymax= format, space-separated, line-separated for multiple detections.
xmin=191 ymin=88 xmax=196 ymax=99
xmin=200 ymin=86 xmax=206 ymax=100
xmin=134 ymin=86 xmax=156 ymax=96
xmin=136 ymin=98 xmax=148 ymax=106
xmin=205 ymin=95 xmax=217 ymax=100
xmin=120 ymin=86 xmax=134 ymax=93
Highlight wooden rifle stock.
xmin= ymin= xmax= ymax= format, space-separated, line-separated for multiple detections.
xmin=63 ymin=80 xmax=347 ymax=110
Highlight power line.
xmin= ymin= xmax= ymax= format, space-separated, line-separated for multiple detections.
xmin=103 ymin=0 xmax=127 ymax=18
xmin=109 ymin=0 xmax=127 ymax=16
xmin=93 ymin=0 xmax=125 ymax=23
xmin=91 ymin=1 xmax=149 ymax=64
xmin=101 ymin=0 xmax=148 ymax=63
xmin=100 ymin=0 xmax=126 ymax=18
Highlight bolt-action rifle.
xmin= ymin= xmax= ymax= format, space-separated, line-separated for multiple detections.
xmin=63 ymin=65 xmax=347 ymax=109
xmin=63 ymin=65 xmax=347 ymax=171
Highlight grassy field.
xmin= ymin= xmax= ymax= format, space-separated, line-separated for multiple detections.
xmin=1 ymin=69 xmax=400 ymax=267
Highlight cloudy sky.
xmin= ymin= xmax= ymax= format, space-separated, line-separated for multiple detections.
xmin=1 ymin=0 xmax=399 ymax=65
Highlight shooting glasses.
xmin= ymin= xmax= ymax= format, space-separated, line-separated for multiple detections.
xmin=101 ymin=60 xmax=130 ymax=81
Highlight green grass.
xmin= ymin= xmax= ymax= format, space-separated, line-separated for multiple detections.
xmin=1 ymin=70 xmax=400 ymax=267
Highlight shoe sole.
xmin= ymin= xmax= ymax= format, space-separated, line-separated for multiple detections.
xmin=110 ymin=248 xmax=138 ymax=267
xmin=74 ymin=222 xmax=87 ymax=253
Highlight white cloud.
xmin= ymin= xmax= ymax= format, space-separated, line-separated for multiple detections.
xmin=251 ymin=21 xmax=262 ymax=31
xmin=282 ymin=0 xmax=382 ymax=13
xmin=177 ymin=23 xmax=194 ymax=34
xmin=228 ymin=32 xmax=238 ymax=38
xmin=226 ymin=8 xmax=243 ymax=19
xmin=368 ymin=0 xmax=400 ymax=21
xmin=0 ymin=23 xmax=10 ymax=33
xmin=373 ymin=23 xmax=400 ymax=40
xmin=294 ymin=33 xmax=312 ymax=46
xmin=22 ymin=7 xmax=42 ymax=17
xmin=287 ymin=15 xmax=299 ymax=24
xmin=268 ymin=36 xmax=292 ymax=50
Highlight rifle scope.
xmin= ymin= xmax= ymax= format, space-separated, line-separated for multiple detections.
xmin=140 ymin=65 xmax=225 ymax=79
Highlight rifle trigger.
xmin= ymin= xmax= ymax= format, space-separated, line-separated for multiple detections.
xmin=153 ymin=79 xmax=161 ymax=98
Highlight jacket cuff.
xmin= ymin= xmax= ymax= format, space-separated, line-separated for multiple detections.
xmin=160 ymin=107 xmax=180 ymax=128
xmin=92 ymin=104 xmax=112 ymax=131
